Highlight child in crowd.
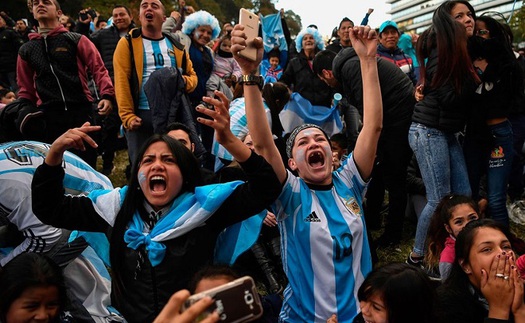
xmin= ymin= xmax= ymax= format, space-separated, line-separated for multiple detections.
xmin=212 ymin=34 xmax=242 ymax=89
xmin=352 ymin=263 xmax=436 ymax=323
xmin=330 ymin=133 xmax=348 ymax=170
xmin=261 ymin=49 xmax=283 ymax=84
xmin=0 ymin=88 xmax=16 ymax=110
xmin=425 ymin=195 xmax=479 ymax=281
xmin=0 ymin=253 xmax=68 ymax=323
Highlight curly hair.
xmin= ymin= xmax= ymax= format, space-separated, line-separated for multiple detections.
xmin=295 ymin=27 xmax=325 ymax=52
xmin=181 ymin=10 xmax=221 ymax=40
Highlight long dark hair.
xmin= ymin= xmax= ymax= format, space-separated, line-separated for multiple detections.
xmin=0 ymin=253 xmax=66 ymax=322
xmin=472 ymin=16 xmax=515 ymax=61
xmin=417 ymin=0 xmax=479 ymax=92
xmin=262 ymin=82 xmax=290 ymax=137
xmin=444 ymin=219 xmax=511 ymax=288
xmin=425 ymin=195 xmax=479 ymax=267
xmin=109 ymin=134 xmax=203 ymax=287
xmin=358 ymin=263 xmax=436 ymax=323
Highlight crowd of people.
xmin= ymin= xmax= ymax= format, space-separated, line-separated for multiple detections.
xmin=1 ymin=0 xmax=525 ymax=322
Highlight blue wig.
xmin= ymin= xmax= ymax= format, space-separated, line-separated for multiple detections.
xmin=295 ymin=27 xmax=325 ymax=52
xmin=182 ymin=11 xmax=221 ymax=40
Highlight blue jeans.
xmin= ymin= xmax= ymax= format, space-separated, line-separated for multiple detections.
xmin=409 ymin=123 xmax=471 ymax=256
xmin=464 ymin=120 xmax=513 ymax=226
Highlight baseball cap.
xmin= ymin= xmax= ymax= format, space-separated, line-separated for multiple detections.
xmin=379 ymin=20 xmax=399 ymax=34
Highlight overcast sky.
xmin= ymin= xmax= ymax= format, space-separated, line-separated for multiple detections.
xmin=275 ymin=0 xmax=392 ymax=37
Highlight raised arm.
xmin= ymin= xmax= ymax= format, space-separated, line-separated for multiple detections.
xmin=197 ymin=91 xmax=252 ymax=163
xmin=45 ymin=122 xmax=101 ymax=166
xmin=350 ymin=26 xmax=382 ymax=181
xmin=230 ymin=24 xmax=287 ymax=184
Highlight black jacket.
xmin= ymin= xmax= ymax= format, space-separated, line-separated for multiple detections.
xmin=411 ymin=49 xmax=476 ymax=133
xmin=0 ymin=27 xmax=24 ymax=73
xmin=279 ymin=51 xmax=333 ymax=107
xmin=31 ymin=151 xmax=282 ymax=323
xmin=332 ymin=47 xmax=415 ymax=130
xmin=436 ymin=280 xmax=513 ymax=323
xmin=77 ymin=23 xmax=135 ymax=80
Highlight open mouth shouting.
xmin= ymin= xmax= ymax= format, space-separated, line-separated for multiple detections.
xmin=150 ymin=175 xmax=166 ymax=194
xmin=308 ymin=151 xmax=325 ymax=168
xmin=144 ymin=12 xmax=154 ymax=21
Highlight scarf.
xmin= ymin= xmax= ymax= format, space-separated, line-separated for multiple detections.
xmin=123 ymin=181 xmax=243 ymax=266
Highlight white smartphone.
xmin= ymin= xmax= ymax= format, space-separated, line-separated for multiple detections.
xmin=238 ymin=8 xmax=260 ymax=61
xmin=181 ymin=276 xmax=263 ymax=323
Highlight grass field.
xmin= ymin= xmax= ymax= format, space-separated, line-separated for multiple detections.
xmin=100 ymin=149 xmax=525 ymax=266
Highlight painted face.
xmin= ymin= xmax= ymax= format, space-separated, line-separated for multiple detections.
xmin=138 ymin=141 xmax=183 ymax=211
xmin=243 ymin=134 xmax=254 ymax=151
xmin=360 ymin=293 xmax=388 ymax=323
xmin=462 ymin=227 xmax=513 ymax=290
xmin=112 ymin=7 xmax=132 ymax=32
xmin=1 ymin=92 xmax=16 ymax=104
xmin=302 ymin=34 xmax=316 ymax=52
xmin=451 ymin=3 xmax=475 ymax=37
xmin=32 ymin=0 xmax=61 ymax=23
xmin=220 ymin=39 xmax=231 ymax=53
xmin=139 ymin=0 xmax=165 ymax=31
xmin=476 ymin=20 xmax=490 ymax=39
xmin=167 ymin=129 xmax=194 ymax=152
xmin=379 ymin=27 xmax=399 ymax=51
xmin=193 ymin=25 xmax=213 ymax=47
xmin=269 ymin=57 xmax=280 ymax=69
xmin=6 ymin=285 xmax=60 ymax=323
xmin=338 ymin=21 xmax=353 ymax=45
xmin=194 ymin=276 xmax=233 ymax=294
xmin=445 ymin=204 xmax=479 ymax=238
xmin=288 ymin=127 xmax=333 ymax=185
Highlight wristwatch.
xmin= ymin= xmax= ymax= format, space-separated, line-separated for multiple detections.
xmin=240 ymin=74 xmax=264 ymax=90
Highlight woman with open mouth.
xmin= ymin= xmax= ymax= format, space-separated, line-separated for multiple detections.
xmin=30 ymin=92 xmax=282 ymax=322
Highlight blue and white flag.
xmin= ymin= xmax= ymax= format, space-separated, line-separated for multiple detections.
xmin=279 ymin=92 xmax=343 ymax=136
xmin=214 ymin=209 xmax=266 ymax=265
xmin=261 ymin=13 xmax=287 ymax=53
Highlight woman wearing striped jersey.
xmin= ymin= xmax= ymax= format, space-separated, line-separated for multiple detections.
xmin=231 ymin=24 xmax=382 ymax=322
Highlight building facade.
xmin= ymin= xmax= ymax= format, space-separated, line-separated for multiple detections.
xmin=388 ymin=0 xmax=522 ymax=33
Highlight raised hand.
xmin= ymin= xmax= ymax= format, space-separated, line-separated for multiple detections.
xmin=197 ymin=91 xmax=233 ymax=146
xmin=46 ymin=122 xmax=100 ymax=166
xmin=230 ymin=24 xmax=264 ymax=74
xmin=349 ymin=26 xmax=378 ymax=59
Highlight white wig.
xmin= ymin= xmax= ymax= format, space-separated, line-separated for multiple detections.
xmin=181 ymin=10 xmax=221 ymax=40
xmin=295 ymin=27 xmax=325 ymax=52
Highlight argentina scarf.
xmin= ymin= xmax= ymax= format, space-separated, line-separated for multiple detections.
xmin=123 ymin=180 xmax=244 ymax=266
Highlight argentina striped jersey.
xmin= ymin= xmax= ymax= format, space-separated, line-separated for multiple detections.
xmin=138 ymin=37 xmax=177 ymax=110
xmin=0 ymin=141 xmax=113 ymax=266
xmin=273 ymin=155 xmax=372 ymax=322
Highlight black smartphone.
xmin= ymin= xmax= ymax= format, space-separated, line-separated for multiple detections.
xmin=182 ymin=276 xmax=263 ymax=323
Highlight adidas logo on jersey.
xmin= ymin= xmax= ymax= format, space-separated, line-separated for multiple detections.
xmin=304 ymin=211 xmax=321 ymax=222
